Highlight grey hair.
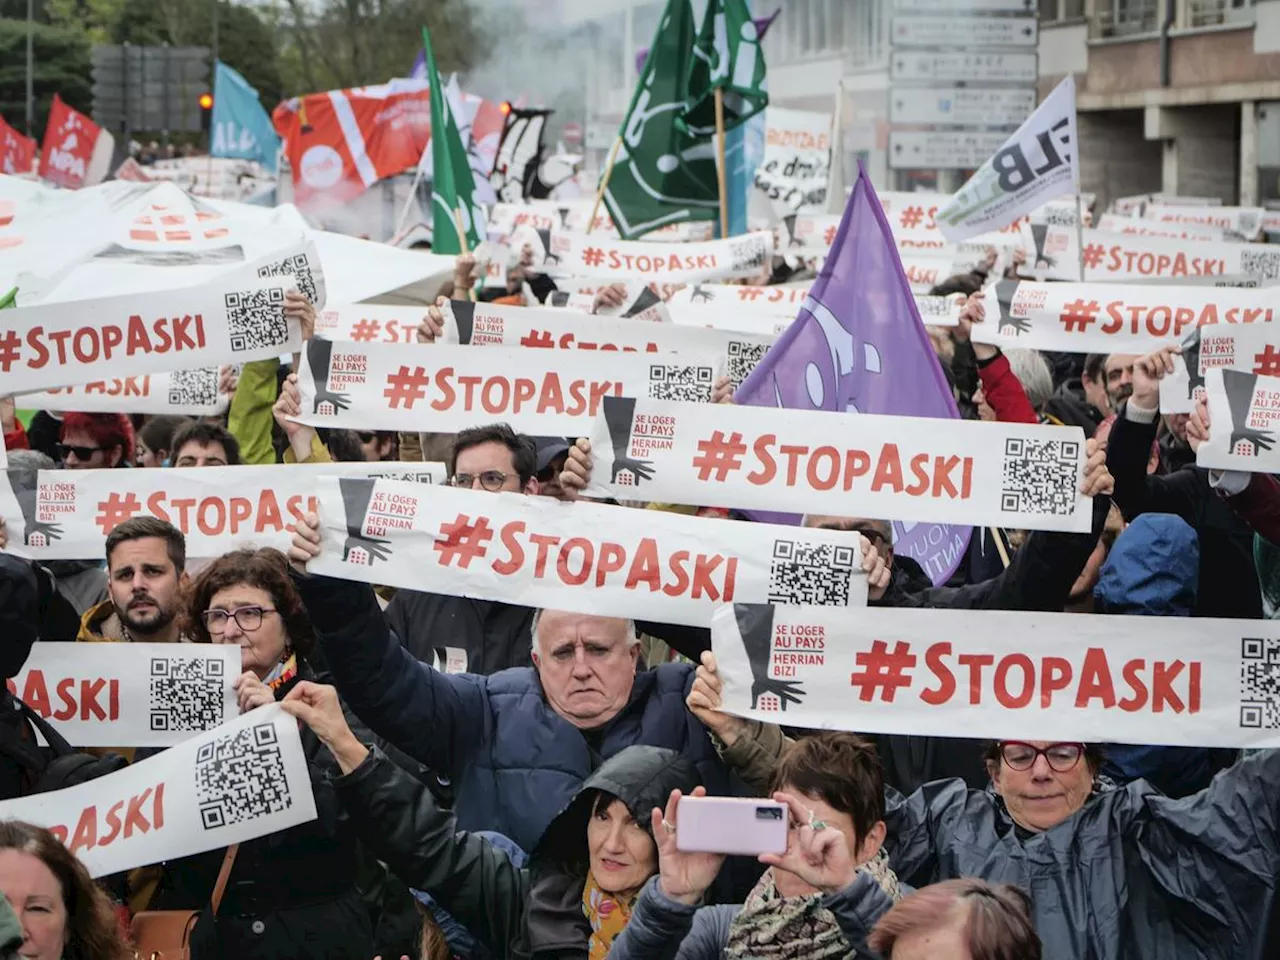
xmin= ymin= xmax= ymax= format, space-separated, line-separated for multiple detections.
xmin=530 ymin=609 xmax=639 ymax=652
xmin=1004 ymin=348 xmax=1054 ymax=412
xmin=6 ymin=449 xmax=56 ymax=471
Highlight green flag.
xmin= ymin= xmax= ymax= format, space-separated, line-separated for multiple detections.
xmin=0 ymin=287 xmax=15 ymax=310
xmin=679 ymin=0 xmax=769 ymax=138
xmin=603 ymin=0 xmax=719 ymax=240
xmin=422 ymin=26 xmax=482 ymax=255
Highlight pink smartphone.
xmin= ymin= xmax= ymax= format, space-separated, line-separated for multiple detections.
xmin=675 ymin=796 xmax=789 ymax=856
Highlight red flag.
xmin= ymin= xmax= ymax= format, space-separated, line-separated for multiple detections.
xmin=37 ymin=94 xmax=113 ymax=189
xmin=0 ymin=116 xmax=37 ymax=176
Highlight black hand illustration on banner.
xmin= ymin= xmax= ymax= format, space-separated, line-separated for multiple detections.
xmin=994 ymin=279 xmax=1028 ymax=335
xmin=7 ymin=469 xmax=63 ymax=546
xmin=1030 ymin=224 xmax=1056 ymax=270
xmin=338 ymin=477 xmax=392 ymax=565
xmin=735 ymin=604 xmax=805 ymax=711
xmin=535 ymin=228 xmax=559 ymax=266
xmin=306 ymin=337 xmax=351 ymax=414
xmin=622 ymin=285 xmax=662 ymax=318
xmin=780 ymin=214 xmax=800 ymax=250
xmin=601 ymin=396 xmax=653 ymax=486
xmin=449 ymin=299 xmax=476 ymax=345
xmin=1223 ymin=368 xmax=1274 ymax=456
xmin=1182 ymin=327 xmax=1204 ymax=401
xmin=689 ymin=283 xmax=713 ymax=304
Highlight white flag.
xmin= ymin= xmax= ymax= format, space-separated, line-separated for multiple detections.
xmin=937 ymin=76 xmax=1078 ymax=243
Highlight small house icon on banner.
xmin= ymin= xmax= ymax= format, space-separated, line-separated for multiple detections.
xmin=756 ymin=693 xmax=780 ymax=712
xmin=614 ymin=468 xmax=638 ymax=487
xmin=347 ymin=546 xmax=369 ymax=565
xmin=1235 ymin=438 xmax=1258 ymax=457
xmin=316 ymin=400 xmax=337 ymax=416
xmin=27 ymin=532 xmax=47 ymax=547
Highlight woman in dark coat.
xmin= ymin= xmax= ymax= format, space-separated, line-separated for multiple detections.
xmin=148 ymin=548 xmax=373 ymax=960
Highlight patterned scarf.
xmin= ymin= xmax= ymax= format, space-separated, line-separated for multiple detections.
xmin=724 ymin=850 xmax=902 ymax=960
xmin=263 ymin=652 xmax=298 ymax=693
xmin=581 ymin=873 xmax=637 ymax=960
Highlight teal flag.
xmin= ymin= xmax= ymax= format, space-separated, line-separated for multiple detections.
xmin=680 ymin=0 xmax=769 ymax=138
xmin=211 ymin=61 xmax=280 ymax=172
xmin=422 ymin=26 xmax=483 ymax=254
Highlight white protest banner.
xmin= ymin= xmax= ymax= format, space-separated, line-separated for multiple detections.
xmin=668 ymin=282 xmax=810 ymax=316
xmin=438 ymin=300 xmax=775 ymax=388
xmin=0 ymin=277 xmax=298 ymax=394
xmin=308 ymin=478 xmax=867 ymax=626
xmin=783 ymin=213 xmax=841 ymax=253
xmin=585 ymin=397 xmax=1091 ymax=532
xmin=589 ymin=281 xmax=673 ymax=324
xmin=316 ymin=303 xmax=426 ymax=346
xmin=973 ymin=281 xmax=1276 ymax=355
xmin=292 ymin=338 xmax=723 ymax=436
xmin=1161 ymin=322 xmax=1280 ymax=414
xmin=0 ymin=704 xmax=316 ymax=878
xmin=19 ymin=366 xmax=229 ymax=416
xmin=546 ymin=290 xmax=598 ymax=313
xmin=1095 ymin=214 xmax=1225 ymax=242
xmin=1143 ymin=204 xmax=1264 ymax=241
xmin=915 ymin=294 xmax=963 ymax=327
xmin=937 ymin=76 xmax=1078 ymax=243
xmin=878 ymin=191 xmax=1032 ymax=252
xmin=899 ymin=251 xmax=975 ymax=294
xmin=1196 ymin=367 xmax=1280 ymax=472
xmin=755 ymin=108 xmax=832 ymax=217
xmin=0 ymin=462 xmax=445 ymax=560
xmin=1024 ymin=227 xmax=1280 ymax=284
xmin=548 ymin=230 xmax=774 ymax=283
xmin=712 ymin=603 xmax=1280 ymax=749
xmin=7 ymin=643 xmax=240 ymax=747
xmin=667 ymin=304 xmax=791 ymax=337
xmin=475 ymin=241 xmax=512 ymax=290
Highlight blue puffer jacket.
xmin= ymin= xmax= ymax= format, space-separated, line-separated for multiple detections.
xmin=1094 ymin=513 xmax=1235 ymax=797
xmin=294 ymin=575 xmax=729 ymax=854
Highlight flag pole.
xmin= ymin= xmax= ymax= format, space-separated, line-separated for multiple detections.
xmin=453 ymin=208 xmax=476 ymax=303
xmin=714 ymin=88 xmax=729 ymax=238
xmin=587 ymin=136 xmax=623 ymax=236
xmin=1074 ymin=192 xmax=1087 ymax=281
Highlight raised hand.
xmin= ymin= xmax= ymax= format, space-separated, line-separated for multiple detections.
xmin=652 ymin=787 xmax=726 ymax=905
xmin=758 ymin=791 xmax=857 ymax=893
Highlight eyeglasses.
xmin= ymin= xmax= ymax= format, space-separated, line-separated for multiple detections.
xmin=202 ymin=605 xmax=278 ymax=634
xmin=58 ymin=443 xmax=104 ymax=461
xmin=450 ymin=471 xmax=515 ymax=491
xmin=999 ymin=741 xmax=1085 ymax=773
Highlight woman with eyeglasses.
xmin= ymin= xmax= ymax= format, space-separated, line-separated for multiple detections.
xmin=144 ymin=547 xmax=375 ymax=960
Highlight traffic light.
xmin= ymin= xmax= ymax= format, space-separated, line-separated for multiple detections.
xmin=199 ymin=92 xmax=213 ymax=134
xmin=499 ymin=101 xmax=512 ymax=117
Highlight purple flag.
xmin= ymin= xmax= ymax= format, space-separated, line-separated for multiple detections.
xmin=735 ymin=162 xmax=973 ymax=585
xmin=410 ymin=49 xmax=426 ymax=81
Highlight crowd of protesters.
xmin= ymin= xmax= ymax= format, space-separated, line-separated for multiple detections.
xmin=2 ymin=222 xmax=1280 ymax=960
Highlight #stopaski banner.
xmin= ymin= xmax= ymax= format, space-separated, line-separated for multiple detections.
xmin=1196 ymin=367 xmax=1280 ymax=473
xmin=1023 ymin=227 xmax=1280 ymax=284
xmin=712 ymin=603 xmax=1280 ymax=749
xmin=292 ymin=338 xmax=723 ymax=436
xmin=7 ymin=643 xmax=240 ymax=747
xmin=589 ymin=281 xmax=673 ymax=324
xmin=876 ymin=191 xmax=1033 ymax=251
xmin=547 ymin=230 xmax=774 ymax=283
xmin=438 ymin=300 xmax=775 ymax=388
xmin=667 ymin=288 xmax=960 ymax=331
xmin=973 ymin=281 xmax=1277 ymax=356
xmin=0 ymin=704 xmax=316 ymax=879
xmin=585 ymin=396 xmax=1091 ymax=533
xmin=668 ymin=282 xmax=810 ymax=315
xmin=1143 ymin=204 xmax=1265 ymax=241
xmin=0 ymin=462 xmax=446 ymax=560
xmin=755 ymin=108 xmax=832 ymax=217
xmin=307 ymin=478 xmax=868 ymax=627
xmin=0 ymin=277 xmax=298 ymax=395
xmin=1095 ymin=214 xmax=1225 ymax=243
xmin=317 ymin=303 xmax=427 ymax=345
xmin=19 ymin=366 xmax=230 ymax=416
xmin=1161 ymin=322 xmax=1280 ymax=414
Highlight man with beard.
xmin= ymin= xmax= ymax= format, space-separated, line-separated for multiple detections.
xmin=77 ymin=517 xmax=188 ymax=644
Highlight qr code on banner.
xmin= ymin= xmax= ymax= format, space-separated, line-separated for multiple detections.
xmin=728 ymin=236 xmax=769 ymax=274
xmin=726 ymin=340 xmax=769 ymax=389
xmin=167 ymin=368 xmax=218 ymax=409
xmin=194 ymin=722 xmax=292 ymax=829
xmin=1239 ymin=637 xmax=1280 ymax=729
xmin=150 ymin=657 xmax=225 ymax=732
xmin=648 ymin=364 xmax=715 ymax=403
xmin=1000 ymin=437 xmax=1079 ymax=516
xmin=768 ymin=540 xmax=856 ymax=606
xmin=1240 ymin=250 xmax=1280 ymax=282
xmin=226 ymin=287 xmax=289 ymax=353
xmin=258 ymin=253 xmax=319 ymax=305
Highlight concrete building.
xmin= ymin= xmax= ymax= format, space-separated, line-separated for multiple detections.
xmin=565 ymin=0 xmax=1280 ymax=209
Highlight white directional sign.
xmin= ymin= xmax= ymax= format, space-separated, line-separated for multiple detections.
xmin=890 ymin=87 xmax=1035 ymax=127
xmin=889 ymin=131 xmax=1008 ymax=170
xmin=892 ymin=15 xmax=1039 ymax=48
xmin=894 ymin=0 xmax=1036 ymax=10
xmin=891 ymin=51 xmax=1039 ymax=84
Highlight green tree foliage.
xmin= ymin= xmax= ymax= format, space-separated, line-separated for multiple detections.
xmin=0 ymin=15 xmax=91 ymax=137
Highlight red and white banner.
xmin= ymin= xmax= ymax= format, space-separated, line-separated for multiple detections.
xmin=713 ymin=603 xmax=1280 ymax=748
xmin=1142 ymin=204 xmax=1264 ymax=241
xmin=585 ymin=397 xmax=1091 ymax=532
xmin=37 ymin=94 xmax=114 ymax=189
xmin=667 ymin=282 xmax=810 ymax=316
xmin=488 ymin=202 xmax=713 ymax=246
xmin=973 ymin=281 xmax=1276 ymax=355
xmin=1095 ymin=214 xmax=1225 ymax=243
xmin=0 ymin=704 xmax=316 ymax=878
xmin=317 ymin=304 xmax=427 ymax=345
xmin=1161 ymin=322 xmax=1280 ymax=414
xmin=437 ymin=300 xmax=775 ymax=388
xmin=8 ymin=643 xmax=240 ymax=746
xmin=1197 ymin=366 xmax=1280 ymax=473
xmin=1 ymin=115 xmax=36 ymax=176
xmin=19 ymin=366 xmax=230 ymax=416
xmin=1024 ymin=227 xmax=1280 ymax=284
xmin=308 ymin=479 xmax=867 ymax=626
xmin=0 ymin=463 xmax=445 ymax=560
xmin=293 ymin=339 xmax=723 ymax=435
xmin=548 ymin=230 xmax=774 ymax=283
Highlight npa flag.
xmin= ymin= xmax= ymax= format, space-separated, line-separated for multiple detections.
xmin=735 ymin=162 xmax=972 ymax=585
xmin=603 ymin=0 xmax=719 ymax=240
xmin=1 ymin=116 xmax=36 ymax=175
xmin=937 ymin=76 xmax=1078 ymax=243
xmin=680 ymin=0 xmax=769 ymax=137
xmin=421 ymin=26 xmax=483 ymax=254
xmin=37 ymin=95 xmax=114 ymax=189
xmin=211 ymin=61 xmax=281 ymax=172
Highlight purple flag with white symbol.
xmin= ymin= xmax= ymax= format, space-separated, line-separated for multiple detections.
xmin=735 ymin=161 xmax=972 ymax=585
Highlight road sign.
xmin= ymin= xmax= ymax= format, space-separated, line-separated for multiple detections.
xmin=889 ymin=130 xmax=1007 ymax=170
xmin=891 ymin=50 xmax=1039 ymax=84
xmin=562 ymin=121 xmax=583 ymax=145
xmin=91 ymin=44 xmax=210 ymax=134
xmin=890 ymin=87 xmax=1036 ymax=127
xmin=894 ymin=0 xmax=1035 ymax=11
xmin=892 ymin=15 xmax=1038 ymax=48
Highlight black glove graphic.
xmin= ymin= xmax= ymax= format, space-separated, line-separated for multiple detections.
xmin=750 ymin=676 xmax=806 ymax=711
xmin=342 ymin=534 xmax=391 ymax=565
xmin=24 ymin=520 xmax=63 ymax=545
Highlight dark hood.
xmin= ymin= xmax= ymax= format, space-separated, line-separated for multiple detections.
xmin=1094 ymin=514 xmax=1199 ymax=616
xmin=0 ymin=555 xmax=38 ymax=678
